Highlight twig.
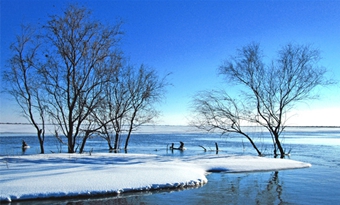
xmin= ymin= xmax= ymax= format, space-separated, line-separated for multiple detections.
xmin=198 ymin=145 xmax=207 ymax=152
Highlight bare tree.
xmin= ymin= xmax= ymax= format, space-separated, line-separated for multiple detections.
xmin=192 ymin=43 xmax=332 ymax=158
xmin=4 ymin=5 xmax=167 ymax=154
xmin=3 ymin=25 xmax=46 ymax=153
xmin=191 ymin=90 xmax=263 ymax=156
xmin=124 ymin=65 xmax=169 ymax=150
xmin=40 ymin=5 xmax=122 ymax=153
xmin=92 ymin=64 xmax=169 ymax=151
xmin=93 ymin=66 xmax=132 ymax=151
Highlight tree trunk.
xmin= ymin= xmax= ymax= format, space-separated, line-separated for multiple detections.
xmin=274 ymin=133 xmax=285 ymax=158
xmin=124 ymin=120 xmax=134 ymax=150
xmin=37 ymin=129 xmax=44 ymax=154
xmin=67 ymin=133 xmax=75 ymax=153
xmin=125 ymin=112 xmax=136 ymax=150
xmin=39 ymin=140 xmax=44 ymax=154
xmin=240 ymin=132 xmax=262 ymax=156
xmin=124 ymin=132 xmax=131 ymax=150
xmin=113 ymin=132 xmax=120 ymax=150
xmin=79 ymin=131 xmax=90 ymax=154
xmin=79 ymin=137 xmax=87 ymax=154
xmin=106 ymin=136 xmax=113 ymax=150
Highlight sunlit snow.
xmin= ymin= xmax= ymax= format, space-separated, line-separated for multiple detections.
xmin=0 ymin=153 xmax=311 ymax=202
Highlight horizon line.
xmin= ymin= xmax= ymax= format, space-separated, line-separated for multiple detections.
xmin=0 ymin=122 xmax=339 ymax=128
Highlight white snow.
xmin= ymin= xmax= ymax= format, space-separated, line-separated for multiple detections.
xmin=0 ymin=153 xmax=311 ymax=202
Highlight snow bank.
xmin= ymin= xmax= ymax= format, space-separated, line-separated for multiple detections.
xmin=0 ymin=153 xmax=311 ymax=202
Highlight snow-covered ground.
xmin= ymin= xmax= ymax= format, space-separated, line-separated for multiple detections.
xmin=0 ymin=153 xmax=311 ymax=202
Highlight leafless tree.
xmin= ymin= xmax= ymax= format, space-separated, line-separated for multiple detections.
xmin=124 ymin=65 xmax=169 ymax=150
xmin=4 ymin=5 xmax=168 ymax=154
xmin=92 ymin=64 xmax=169 ymax=151
xmin=93 ymin=65 xmax=131 ymax=151
xmin=191 ymin=90 xmax=262 ymax=156
xmin=192 ymin=43 xmax=332 ymax=158
xmin=3 ymin=25 xmax=47 ymax=153
xmin=40 ymin=5 xmax=122 ymax=153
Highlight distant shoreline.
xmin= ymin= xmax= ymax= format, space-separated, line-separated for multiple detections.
xmin=0 ymin=122 xmax=339 ymax=129
xmin=1 ymin=124 xmax=339 ymax=137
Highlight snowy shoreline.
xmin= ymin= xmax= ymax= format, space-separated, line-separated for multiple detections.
xmin=0 ymin=153 xmax=311 ymax=202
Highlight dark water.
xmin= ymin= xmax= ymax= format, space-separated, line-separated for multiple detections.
xmin=1 ymin=126 xmax=339 ymax=205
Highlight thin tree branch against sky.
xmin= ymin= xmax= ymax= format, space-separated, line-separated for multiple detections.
xmin=1 ymin=0 xmax=339 ymax=126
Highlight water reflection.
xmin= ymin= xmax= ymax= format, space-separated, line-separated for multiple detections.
xmin=257 ymin=171 xmax=283 ymax=204
xmin=188 ymin=171 xmax=284 ymax=205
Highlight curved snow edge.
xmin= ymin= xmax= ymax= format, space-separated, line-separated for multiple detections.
xmin=1 ymin=179 xmax=207 ymax=202
xmin=0 ymin=153 xmax=311 ymax=202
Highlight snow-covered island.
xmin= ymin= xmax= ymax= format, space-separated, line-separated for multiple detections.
xmin=0 ymin=153 xmax=311 ymax=202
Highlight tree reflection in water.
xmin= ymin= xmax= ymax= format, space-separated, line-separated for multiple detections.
xmin=257 ymin=171 xmax=283 ymax=204
xmin=191 ymin=171 xmax=285 ymax=205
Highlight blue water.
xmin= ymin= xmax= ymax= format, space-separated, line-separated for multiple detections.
xmin=0 ymin=126 xmax=339 ymax=204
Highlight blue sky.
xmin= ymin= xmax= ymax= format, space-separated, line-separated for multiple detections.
xmin=1 ymin=0 xmax=339 ymax=126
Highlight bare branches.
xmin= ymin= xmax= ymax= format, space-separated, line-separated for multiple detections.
xmin=4 ymin=5 xmax=168 ymax=154
xmin=124 ymin=65 xmax=168 ymax=150
xmin=44 ymin=6 xmax=123 ymax=153
xmin=192 ymin=43 xmax=332 ymax=158
xmin=3 ymin=25 xmax=46 ymax=153
xmin=191 ymin=90 xmax=263 ymax=156
xmin=91 ymin=63 xmax=169 ymax=151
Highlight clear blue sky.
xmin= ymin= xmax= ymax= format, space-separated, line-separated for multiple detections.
xmin=1 ymin=0 xmax=339 ymax=126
